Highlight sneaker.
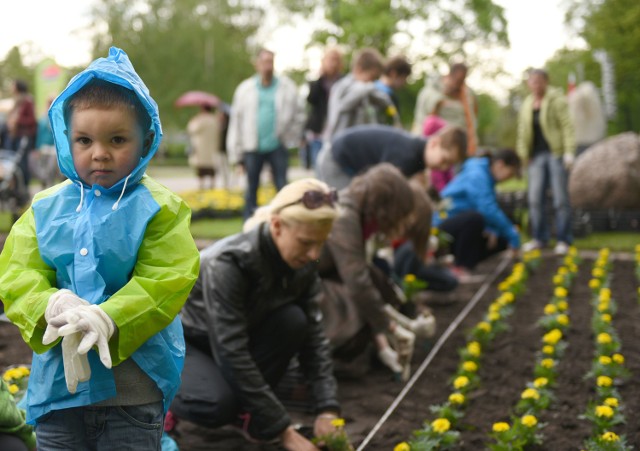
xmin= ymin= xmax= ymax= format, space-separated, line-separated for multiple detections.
xmin=450 ymin=266 xmax=485 ymax=284
xmin=553 ymin=241 xmax=570 ymax=255
xmin=522 ymin=240 xmax=542 ymax=252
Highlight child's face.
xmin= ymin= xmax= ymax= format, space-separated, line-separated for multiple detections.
xmin=424 ymin=138 xmax=456 ymax=171
xmin=70 ymin=106 xmax=147 ymax=188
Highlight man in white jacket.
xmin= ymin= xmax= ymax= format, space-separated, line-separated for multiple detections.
xmin=227 ymin=48 xmax=304 ymax=220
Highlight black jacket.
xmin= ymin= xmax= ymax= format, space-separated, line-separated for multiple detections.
xmin=180 ymin=223 xmax=339 ymax=439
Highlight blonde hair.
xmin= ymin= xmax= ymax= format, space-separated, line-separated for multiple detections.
xmin=243 ymin=178 xmax=339 ymax=232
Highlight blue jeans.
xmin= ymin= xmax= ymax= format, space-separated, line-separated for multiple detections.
xmin=527 ymin=152 xmax=572 ymax=244
xmin=35 ymin=402 xmax=164 ymax=450
xmin=243 ymin=146 xmax=288 ymax=220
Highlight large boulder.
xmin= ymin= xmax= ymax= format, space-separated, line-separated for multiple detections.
xmin=569 ymin=132 xmax=640 ymax=209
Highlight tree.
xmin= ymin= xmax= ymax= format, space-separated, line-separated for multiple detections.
xmin=89 ymin=0 xmax=263 ymax=130
xmin=564 ymin=0 xmax=640 ymax=132
xmin=274 ymin=0 xmax=509 ymax=73
xmin=0 ymin=47 xmax=34 ymax=95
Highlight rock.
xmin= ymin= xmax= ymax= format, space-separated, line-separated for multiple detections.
xmin=569 ymin=132 xmax=640 ymax=209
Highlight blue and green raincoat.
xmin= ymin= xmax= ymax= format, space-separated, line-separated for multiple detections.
xmin=0 ymin=47 xmax=200 ymax=424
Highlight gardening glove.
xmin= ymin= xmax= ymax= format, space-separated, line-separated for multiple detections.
xmin=42 ymin=289 xmax=90 ymax=344
xmin=409 ymin=312 xmax=437 ymax=339
xmin=54 ymin=305 xmax=115 ymax=369
xmin=389 ymin=324 xmax=416 ymax=382
xmin=60 ymin=331 xmax=91 ymax=393
xmin=378 ymin=346 xmax=403 ymax=374
xmin=43 ymin=290 xmax=92 ymax=394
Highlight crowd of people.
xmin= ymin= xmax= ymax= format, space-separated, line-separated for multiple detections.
xmin=0 ymin=43 xmax=600 ymax=451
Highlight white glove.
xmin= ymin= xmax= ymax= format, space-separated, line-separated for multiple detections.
xmin=53 ymin=305 xmax=115 ymax=369
xmin=428 ymin=235 xmax=439 ymax=253
xmin=409 ymin=313 xmax=436 ymax=338
xmin=43 ymin=289 xmax=90 ymax=343
xmin=389 ymin=324 xmax=416 ymax=382
xmin=61 ymin=332 xmax=91 ymax=393
xmin=42 ymin=289 xmax=92 ymax=394
xmin=563 ymin=153 xmax=575 ymax=170
xmin=378 ymin=346 xmax=403 ymax=374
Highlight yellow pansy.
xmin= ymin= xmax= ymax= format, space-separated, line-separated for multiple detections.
xmin=431 ymin=418 xmax=451 ymax=434
xmin=597 ymin=376 xmax=613 ymax=387
xmin=477 ymin=322 xmax=492 ymax=333
xmin=544 ymin=304 xmax=557 ymax=315
xmin=543 ymin=329 xmax=562 ymax=345
xmin=541 ymin=358 xmax=555 ymax=369
xmin=589 ymin=279 xmax=601 ymax=289
xmin=542 ymin=345 xmax=555 ymax=355
xmin=556 ymin=314 xmax=569 ymax=326
xmin=612 ymin=353 xmax=625 ymax=364
xmin=8 ymin=384 xmax=19 ymax=394
xmin=603 ymin=397 xmax=619 ymax=408
xmin=601 ymin=431 xmax=620 ymax=442
xmin=521 ymin=388 xmax=540 ymax=400
xmin=492 ymin=422 xmax=510 ymax=433
xmin=449 ymin=393 xmax=465 ymax=405
xmin=521 ymin=415 xmax=538 ymax=427
xmin=404 ymin=274 xmax=416 ymax=283
xmin=597 ymin=333 xmax=612 ymax=344
xmin=533 ymin=377 xmax=549 ymax=387
xmin=453 ymin=376 xmax=469 ymax=389
xmin=595 ymin=405 xmax=614 ymax=418
xmin=599 ymin=356 xmax=612 ymax=365
xmin=554 ymin=287 xmax=568 ymax=298
xmin=331 ymin=418 xmax=345 ymax=428
xmin=462 ymin=361 xmax=478 ymax=372
xmin=467 ymin=342 xmax=481 ymax=357
xmin=394 ymin=442 xmax=411 ymax=451
xmin=601 ymin=313 xmax=612 ymax=323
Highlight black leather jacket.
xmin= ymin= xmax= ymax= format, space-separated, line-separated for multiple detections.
xmin=180 ymin=222 xmax=339 ymax=439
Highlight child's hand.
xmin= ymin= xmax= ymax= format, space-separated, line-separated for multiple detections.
xmin=43 ymin=289 xmax=90 ymax=344
xmin=56 ymin=305 xmax=115 ymax=369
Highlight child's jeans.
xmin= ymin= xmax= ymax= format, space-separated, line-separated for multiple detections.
xmin=35 ymin=401 xmax=164 ymax=450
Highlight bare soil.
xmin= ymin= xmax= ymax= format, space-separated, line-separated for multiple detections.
xmin=2 ymin=252 xmax=639 ymax=450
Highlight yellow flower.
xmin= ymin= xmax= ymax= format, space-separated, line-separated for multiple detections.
xmin=601 ymin=313 xmax=612 ymax=323
xmin=431 ymin=418 xmax=451 ymax=434
xmin=404 ymin=274 xmax=416 ymax=283
xmin=394 ymin=442 xmax=411 ymax=451
xmin=533 ymin=377 xmax=549 ymax=388
xmin=597 ymin=302 xmax=610 ymax=313
xmin=612 ymin=353 xmax=625 ymax=364
xmin=331 ymin=418 xmax=345 ymax=428
xmin=449 ymin=393 xmax=465 ymax=405
xmin=543 ymin=329 xmax=563 ymax=345
xmin=488 ymin=312 xmax=501 ymax=322
xmin=462 ymin=361 xmax=478 ymax=373
xmin=554 ymin=287 xmax=568 ymax=298
xmin=541 ymin=358 xmax=555 ymax=369
xmin=386 ymin=105 xmax=398 ymax=117
xmin=521 ymin=388 xmax=540 ymax=400
xmin=553 ymin=275 xmax=564 ymax=285
xmin=477 ymin=322 xmax=491 ymax=332
xmin=501 ymin=292 xmax=515 ymax=304
xmin=599 ymin=288 xmax=611 ymax=302
xmin=557 ymin=267 xmax=568 ymax=275
xmin=542 ymin=345 xmax=555 ymax=355
xmin=544 ymin=304 xmax=557 ymax=315
xmin=556 ymin=314 xmax=569 ymax=326
xmin=604 ymin=397 xmax=619 ymax=408
xmin=453 ymin=376 xmax=469 ymax=389
xmin=592 ymin=267 xmax=605 ymax=278
xmin=492 ymin=422 xmax=510 ymax=433
xmin=8 ymin=384 xmax=19 ymax=394
xmin=599 ymin=356 xmax=612 ymax=365
xmin=589 ymin=279 xmax=601 ymax=289
xmin=521 ymin=415 xmax=538 ymax=427
xmin=597 ymin=333 xmax=612 ymax=344
xmin=601 ymin=431 xmax=620 ymax=442
xmin=597 ymin=376 xmax=613 ymax=387
xmin=467 ymin=342 xmax=481 ymax=357
xmin=595 ymin=405 xmax=614 ymax=418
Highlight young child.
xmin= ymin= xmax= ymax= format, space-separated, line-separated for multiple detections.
xmin=0 ymin=47 xmax=200 ymax=449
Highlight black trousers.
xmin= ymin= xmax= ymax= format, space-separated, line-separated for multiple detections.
xmin=171 ymin=303 xmax=308 ymax=429
xmin=439 ymin=211 xmax=508 ymax=270
xmin=393 ymin=241 xmax=459 ymax=292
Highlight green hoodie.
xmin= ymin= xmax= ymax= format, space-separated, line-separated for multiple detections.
xmin=516 ymin=86 xmax=575 ymax=160
xmin=0 ymin=380 xmax=35 ymax=449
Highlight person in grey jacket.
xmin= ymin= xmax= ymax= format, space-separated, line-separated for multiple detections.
xmin=172 ymin=178 xmax=343 ymax=450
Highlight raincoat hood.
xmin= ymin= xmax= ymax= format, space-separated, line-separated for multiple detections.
xmin=49 ymin=47 xmax=162 ymax=191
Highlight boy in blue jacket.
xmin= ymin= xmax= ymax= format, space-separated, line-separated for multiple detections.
xmin=0 ymin=47 xmax=200 ymax=450
xmin=435 ymin=149 xmax=521 ymax=280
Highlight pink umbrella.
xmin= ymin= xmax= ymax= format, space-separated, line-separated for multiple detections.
xmin=174 ymin=91 xmax=220 ymax=108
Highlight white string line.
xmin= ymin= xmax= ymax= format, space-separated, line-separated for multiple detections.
xmin=356 ymin=256 xmax=513 ymax=451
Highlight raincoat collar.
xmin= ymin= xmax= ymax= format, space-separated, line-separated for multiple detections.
xmin=49 ymin=47 xmax=162 ymax=194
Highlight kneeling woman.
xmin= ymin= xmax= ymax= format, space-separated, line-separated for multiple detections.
xmin=172 ymin=179 xmax=342 ymax=450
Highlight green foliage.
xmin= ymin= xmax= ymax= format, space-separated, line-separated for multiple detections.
xmin=88 ymin=0 xmax=261 ymax=130
xmin=275 ymin=0 xmax=508 ymax=66
xmin=0 ymin=47 xmax=35 ymax=94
